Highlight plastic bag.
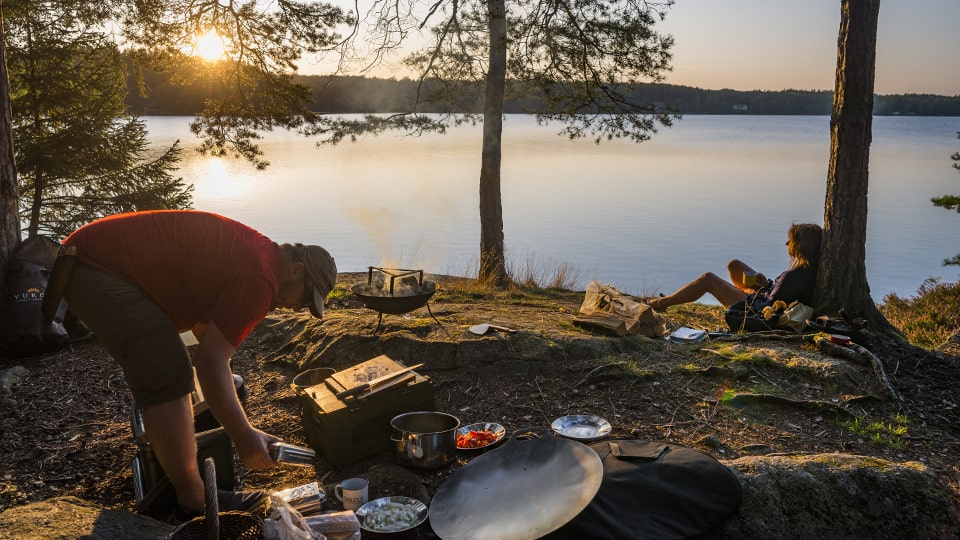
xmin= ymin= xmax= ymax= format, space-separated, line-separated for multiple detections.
xmin=264 ymin=496 xmax=313 ymax=540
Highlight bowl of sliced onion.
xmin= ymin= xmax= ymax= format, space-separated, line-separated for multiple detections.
xmin=355 ymin=496 xmax=428 ymax=533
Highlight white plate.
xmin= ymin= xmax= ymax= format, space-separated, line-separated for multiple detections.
xmin=551 ymin=414 xmax=612 ymax=441
xmin=355 ymin=496 xmax=428 ymax=533
xmin=456 ymin=422 xmax=506 ymax=450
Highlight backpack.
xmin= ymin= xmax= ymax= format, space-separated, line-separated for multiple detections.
xmin=725 ymin=298 xmax=815 ymax=334
xmin=0 ymin=236 xmax=70 ymax=358
xmin=724 ymin=299 xmax=779 ymax=332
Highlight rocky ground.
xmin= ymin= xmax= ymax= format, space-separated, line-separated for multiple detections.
xmin=1 ymin=273 xmax=959 ymax=538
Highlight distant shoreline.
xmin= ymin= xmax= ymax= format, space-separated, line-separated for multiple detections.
xmin=127 ymin=74 xmax=960 ymax=117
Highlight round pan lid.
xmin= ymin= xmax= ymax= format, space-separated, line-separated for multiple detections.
xmin=429 ymin=427 xmax=603 ymax=540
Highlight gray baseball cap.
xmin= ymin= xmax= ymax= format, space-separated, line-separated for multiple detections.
xmin=302 ymin=245 xmax=337 ymax=318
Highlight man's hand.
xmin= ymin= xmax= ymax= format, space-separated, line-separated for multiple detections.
xmin=234 ymin=427 xmax=283 ymax=470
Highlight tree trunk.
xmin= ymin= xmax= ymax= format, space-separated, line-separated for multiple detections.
xmin=477 ymin=0 xmax=507 ymax=287
xmin=27 ymin=171 xmax=42 ymax=238
xmin=0 ymin=10 xmax=23 ymax=273
xmin=816 ymin=0 xmax=891 ymax=330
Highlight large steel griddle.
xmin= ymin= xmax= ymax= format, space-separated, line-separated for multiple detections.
xmin=429 ymin=427 xmax=603 ymax=540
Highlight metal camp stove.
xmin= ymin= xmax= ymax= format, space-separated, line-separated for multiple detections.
xmin=351 ymin=267 xmax=445 ymax=334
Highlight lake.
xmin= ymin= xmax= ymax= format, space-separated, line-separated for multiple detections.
xmin=144 ymin=114 xmax=960 ymax=304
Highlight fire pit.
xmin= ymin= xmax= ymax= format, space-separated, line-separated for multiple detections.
xmin=351 ymin=267 xmax=444 ymax=334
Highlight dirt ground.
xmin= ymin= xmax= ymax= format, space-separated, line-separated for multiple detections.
xmin=1 ymin=275 xmax=959 ymax=538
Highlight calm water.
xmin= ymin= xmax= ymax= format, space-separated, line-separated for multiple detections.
xmin=145 ymin=114 xmax=960 ymax=303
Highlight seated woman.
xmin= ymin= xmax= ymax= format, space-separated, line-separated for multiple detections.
xmin=646 ymin=223 xmax=822 ymax=312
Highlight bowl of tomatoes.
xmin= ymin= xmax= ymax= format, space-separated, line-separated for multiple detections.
xmin=455 ymin=422 xmax=506 ymax=451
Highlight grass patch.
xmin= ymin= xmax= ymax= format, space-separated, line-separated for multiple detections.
xmin=622 ymin=364 xmax=657 ymax=379
xmin=439 ymin=251 xmax=580 ymax=292
xmin=436 ymin=279 xmax=581 ymax=309
xmin=506 ymin=253 xmax=580 ymax=291
xmin=707 ymin=344 xmax=779 ymax=367
xmin=844 ymin=413 xmax=910 ymax=450
xmin=327 ymin=285 xmax=352 ymax=302
xmin=880 ymin=277 xmax=960 ymax=348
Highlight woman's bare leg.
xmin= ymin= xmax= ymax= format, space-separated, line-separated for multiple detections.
xmin=727 ymin=259 xmax=759 ymax=292
xmin=648 ymin=272 xmax=747 ymax=310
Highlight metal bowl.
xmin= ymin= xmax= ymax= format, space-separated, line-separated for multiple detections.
xmin=355 ymin=496 xmax=428 ymax=533
xmin=351 ymin=281 xmax=437 ymax=315
xmin=456 ymin=422 xmax=506 ymax=451
xmin=551 ymin=414 xmax=612 ymax=441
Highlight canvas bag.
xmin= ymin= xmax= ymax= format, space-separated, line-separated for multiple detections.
xmin=578 ymin=281 xmax=668 ymax=337
xmin=777 ymin=301 xmax=814 ymax=332
xmin=546 ymin=439 xmax=742 ymax=540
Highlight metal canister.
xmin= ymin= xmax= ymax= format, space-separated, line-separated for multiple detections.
xmin=269 ymin=442 xmax=316 ymax=467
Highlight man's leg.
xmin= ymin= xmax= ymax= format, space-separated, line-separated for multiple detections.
xmin=142 ymin=395 xmax=205 ymax=514
xmin=64 ymin=265 xmax=203 ymax=513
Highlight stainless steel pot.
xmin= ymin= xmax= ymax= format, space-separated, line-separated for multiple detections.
xmin=390 ymin=411 xmax=459 ymax=469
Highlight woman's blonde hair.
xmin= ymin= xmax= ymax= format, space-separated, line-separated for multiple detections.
xmin=787 ymin=223 xmax=822 ymax=269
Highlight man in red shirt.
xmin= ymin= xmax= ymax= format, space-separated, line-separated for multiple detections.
xmin=60 ymin=210 xmax=337 ymax=519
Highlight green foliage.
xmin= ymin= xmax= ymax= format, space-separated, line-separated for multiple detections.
xmin=129 ymin=74 xmax=960 ymax=117
xmin=844 ymin=414 xmax=908 ymax=450
xmin=880 ymin=277 xmax=960 ymax=349
xmin=4 ymin=0 xmax=190 ymax=239
xmin=930 ymin=131 xmax=960 ymax=265
xmin=127 ymin=71 xmax=960 ymax=116
xmin=124 ymin=0 xmax=351 ymax=168
xmin=307 ymin=0 xmax=678 ymax=144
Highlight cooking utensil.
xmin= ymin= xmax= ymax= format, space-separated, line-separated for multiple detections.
xmin=352 ymin=282 xmax=438 ymax=315
xmin=269 ymin=442 xmax=315 ymax=467
xmin=291 ymin=367 xmax=336 ymax=398
xmin=468 ymin=323 xmax=517 ymax=335
xmin=351 ymin=268 xmax=444 ymax=334
xmin=356 ymin=496 xmax=429 ymax=534
xmin=334 ymin=363 xmax=424 ymax=400
xmin=456 ymin=422 xmax=506 ymax=451
xmin=429 ymin=426 xmax=604 ymax=540
xmin=551 ymin=414 xmax=612 ymax=442
xmin=391 ymin=411 xmax=460 ymax=469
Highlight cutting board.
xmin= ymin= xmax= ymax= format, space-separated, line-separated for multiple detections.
xmin=326 ymin=354 xmax=416 ymax=398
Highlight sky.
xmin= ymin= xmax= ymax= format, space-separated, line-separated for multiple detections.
xmin=300 ymin=0 xmax=960 ymax=96
xmin=657 ymin=0 xmax=959 ymax=95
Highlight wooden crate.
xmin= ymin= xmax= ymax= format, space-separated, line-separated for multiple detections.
xmin=299 ymin=355 xmax=435 ymax=466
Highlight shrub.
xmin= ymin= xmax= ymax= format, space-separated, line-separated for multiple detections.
xmin=880 ymin=278 xmax=960 ymax=348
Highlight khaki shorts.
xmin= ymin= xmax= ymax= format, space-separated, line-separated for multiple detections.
xmin=64 ymin=264 xmax=194 ymax=408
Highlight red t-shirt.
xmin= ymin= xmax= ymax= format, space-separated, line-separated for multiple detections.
xmin=64 ymin=210 xmax=281 ymax=348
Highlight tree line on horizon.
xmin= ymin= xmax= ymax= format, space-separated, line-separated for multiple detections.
xmin=126 ymin=69 xmax=960 ymax=117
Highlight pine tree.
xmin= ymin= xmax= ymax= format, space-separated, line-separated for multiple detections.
xmin=4 ymin=0 xmax=189 ymax=239
xmin=930 ymin=132 xmax=960 ymax=266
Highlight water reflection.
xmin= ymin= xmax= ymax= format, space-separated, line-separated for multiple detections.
xmin=147 ymin=114 xmax=960 ymax=302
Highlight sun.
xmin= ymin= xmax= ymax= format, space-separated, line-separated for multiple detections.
xmin=194 ymin=30 xmax=226 ymax=62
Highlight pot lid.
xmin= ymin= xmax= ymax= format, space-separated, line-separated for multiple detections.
xmin=429 ymin=427 xmax=603 ymax=539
